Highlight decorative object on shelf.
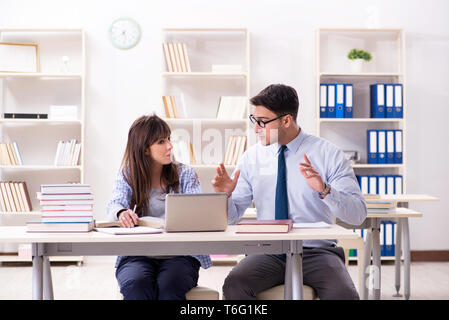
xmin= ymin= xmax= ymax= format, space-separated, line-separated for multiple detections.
xmin=4 ymin=113 xmax=48 ymax=119
xmin=49 ymin=105 xmax=78 ymax=120
xmin=109 ymin=17 xmax=141 ymax=50
xmin=343 ymin=150 xmax=360 ymax=165
xmin=0 ymin=42 xmax=39 ymax=72
xmin=347 ymin=48 xmax=372 ymax=73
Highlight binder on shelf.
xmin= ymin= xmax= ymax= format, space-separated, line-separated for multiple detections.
xmin=344 ymin=84 xmax=353 ymax=118
xmin=377 ymin=130 xmax=386 ymax=164
xmin=358 ymin=175 xmax=369 ymax=194
xmin=395 ymin=175 xmax=403 ymax=195
xmin=394 ymin=129 xmax=403 ymax=164
xmin=370 ymin=84 xmax=385 ymax=118
xmin=386 ymin=130 xmax=395 ymax=164
xmin=320 ymin=84 xmax=328 ymax=118
xmin=335 ymin=83 xmax=345 ymax=118
xmin=378 ymin=176 xmax=387 ymax=195
xmin=327 ymin=84 xmax=336 ymax=118
xmin=385 ymin=84 xmax=394 ymax=118
xmin=386 ymin=175 xmax=395 ymax=195
xmin=385 ymin=222 xmax=395 ymax=256
xmin=367 ymin=130 xmax=377 ymax=164
xmin=368 ymin=176 xmax=377 ymax=195
xmin=380 ymin=222 xmax=385 ymax=256
xmin=393 ymin=84 xmax=403 ymax=118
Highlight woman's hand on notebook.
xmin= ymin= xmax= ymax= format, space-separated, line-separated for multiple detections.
xmin=211 ymin=162 xmax=240 ymax=197
xmin=118 ymin=209 xmax=139 ymax=228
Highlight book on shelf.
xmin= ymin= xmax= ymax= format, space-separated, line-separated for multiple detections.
xmin=172 ymin=140 xmax=196 ymax=165
xmin=4 ymin=113 xmax=48 ymax=119
xmin=216 ymin=96 xmax=247 ymax=120
xmin=0 ymin=142 xmax=23 ymax=166
xmin=26 ymin=221 xmax=94 ymax=233
xmin=162 ymin=94 xmax=187 ymax=118
xmin=0 ymin=181 xmax=32 ymax=212
xmin=236 ymin=219 xmax=293 ymax=233
xmin=224 ymin=135 xmax=247 ymax=165
xmin=366 ymin=201 xmax=396 ymax=209
xmin=40 ymin=184 xmax=92 ymax=195
xmin=54 ymin=139 xmax=81 ymax=166
xmin=163 ymin=42 xmax=191 ymax=72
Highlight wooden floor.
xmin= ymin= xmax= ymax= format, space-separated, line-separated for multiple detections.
xmin=0 ymin=256 xmax=448 ymax=300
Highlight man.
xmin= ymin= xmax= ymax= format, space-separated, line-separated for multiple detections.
xmin=212 ymin=84 xmax=367 ymax=300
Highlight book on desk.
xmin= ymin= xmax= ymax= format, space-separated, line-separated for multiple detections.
xmin=236 ymin=219 xmax=293 ymax=233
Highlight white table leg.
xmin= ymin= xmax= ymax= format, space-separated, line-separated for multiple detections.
xmin=32 ymin=243 xmax=43 ymax=300
xmin=284 ymin=252 xmax=292 ymax=300
xmin=371 ymin=219 xmax=382 ymax=300
xmin=402 ymin=218 xmax=411 ymax=300
xmin=290 ymin=240 xmax=304 ymax=300
xmin=43 ymin=256 xmax=54 ymax=300
xmin=362 ymin=226 xmax=373 ymax=300
xmin=394 ymin=219 xmax=403 ymax=297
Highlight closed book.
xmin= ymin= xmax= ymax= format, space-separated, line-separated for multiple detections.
xmin=40 ymin=184 xmax=92 ymax=194
xmin=41 ymin=204 xmax=93 ymax=211
xmin=39 ymin=199 xmax=94 ymax=206
xmin=36 ymin=192 xmax=93 ymax=200
xmin=366 ymin=201 xmax=396 ymax=209
xmin=41 ymin=216 xmax=94 ymax=223
xmin=41 ymin=210 xmax=93 ymax=216
xmin=236 ymin=219 xmax=293 ymax=233
xmin=27 ymin=221 xmax=94 ymax=232
xmin=4 ymin=113 xmax=48 ymax=119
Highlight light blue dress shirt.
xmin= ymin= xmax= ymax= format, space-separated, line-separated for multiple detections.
xmin=227 ymin=129 xmax=367 ymax=247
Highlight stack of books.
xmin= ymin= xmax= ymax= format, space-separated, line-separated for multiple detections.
xmin=0 ymin=181 xmax=32 ymax=212
xmin=54 ymin=139 xmax=81 ymax=166
xmin=27 ymin=184 xmax=95 ymax=233
xmin=0 ymin=142 xmax=23 ymax=166
xmin=162 ymin=42 xmax=191 ymax=72
xmin=365 ymin=198 xmax=397 ymax=214
xmin=224 ymin=136 xmax=247 ymax=165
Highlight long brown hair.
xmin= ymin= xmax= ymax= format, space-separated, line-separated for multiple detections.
xmin=120 ymin=115 xmax=179 ymax=216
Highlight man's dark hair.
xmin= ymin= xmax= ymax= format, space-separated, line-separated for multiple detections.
xmin=250 ymin=84 xmax=299 ymax=122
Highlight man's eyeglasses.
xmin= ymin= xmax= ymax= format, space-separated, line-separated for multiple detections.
xmin=249 ymin=114 xmax=290 ymax=128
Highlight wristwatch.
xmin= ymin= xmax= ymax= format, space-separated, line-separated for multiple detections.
xmin=318 ymin=183 xmax=331 ymax=199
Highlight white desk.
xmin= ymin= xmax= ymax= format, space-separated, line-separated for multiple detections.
xmin=339 ymin=194 xmax=439 ymax=300
xmin=0 ymin=225 xmax=359 ymax=300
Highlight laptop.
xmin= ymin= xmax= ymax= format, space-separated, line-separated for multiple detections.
xmin=165 ymin=193 xmax=228 ymax=232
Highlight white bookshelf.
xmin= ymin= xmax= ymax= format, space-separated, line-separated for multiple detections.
xmin=161 ymin=27 xmax=250 ymax=194
xmin=0 ymin=29 xmax=85 ymax=263
xmin=316 ymin=28 xmax=406 ymax=261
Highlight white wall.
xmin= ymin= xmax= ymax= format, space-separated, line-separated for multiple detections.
xmin=1 ymin=0 xmax=448 ymax=250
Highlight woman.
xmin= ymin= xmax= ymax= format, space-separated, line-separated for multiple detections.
xmin=107 ymin=115 xmax=211 ymax=300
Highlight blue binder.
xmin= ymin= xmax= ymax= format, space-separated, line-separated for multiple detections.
xmin=386 ymin=130 xmax=395 ymax=164
xmin=367 ymin=130 xmax=378 ymax=164
xmin=320 ymin=84 xmax=328 ymax=118
xmin=393 ymin=84 xmax=403 ymax=118
xmin=385 ymin=84 xmax=394 ymax=118
xmin=394 ymin=175 xmax=403 ymax=195
xmin=377 ymin=130 xmax=386 ymax=164
xmin=335 ymin=83 xmax=345 ymax=118
xmin=344 ymin=84 xmax=353 ymax=118
xmin=394 ymin=129 xmax=403 ymax=164
xmin=386 ymin=175 xmax=395 ymax=195
xmin=380 ymin=222 xmax=386 ymax=256
xmin=369 ymin=175 xmax=377 ymax=194
xmin=385 ymin=221 xmax=396 ymax=256
xmin=378 ymin=175 xmax=387 ymax=195
xmin=327 ymin=84 xmax=336 ymax=118
xmin=370 ymin=84 xmax=385 ymax=118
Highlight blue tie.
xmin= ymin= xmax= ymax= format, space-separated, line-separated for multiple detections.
xmin=275 ymin=145 xmax=288 ymax=220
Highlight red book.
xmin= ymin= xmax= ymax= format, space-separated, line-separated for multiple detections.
xmin=236 ymin=219 xmax=293 ymax=233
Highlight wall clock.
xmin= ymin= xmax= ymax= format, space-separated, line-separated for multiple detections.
xmin=109 ymin=17 xmax=141 ymax=50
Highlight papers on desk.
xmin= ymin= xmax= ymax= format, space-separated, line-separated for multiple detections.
xmin=293 ymin=222 xmax=331 ymax=229
xmin=95 ymin=226 xmax=163 ymax=235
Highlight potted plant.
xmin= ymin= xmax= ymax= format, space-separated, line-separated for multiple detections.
xmin=347 ymin=48 xmax=372 ymax=73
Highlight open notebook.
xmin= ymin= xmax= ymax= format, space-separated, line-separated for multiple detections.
xmin=95 ymin=226 xmax=162 ymax=235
